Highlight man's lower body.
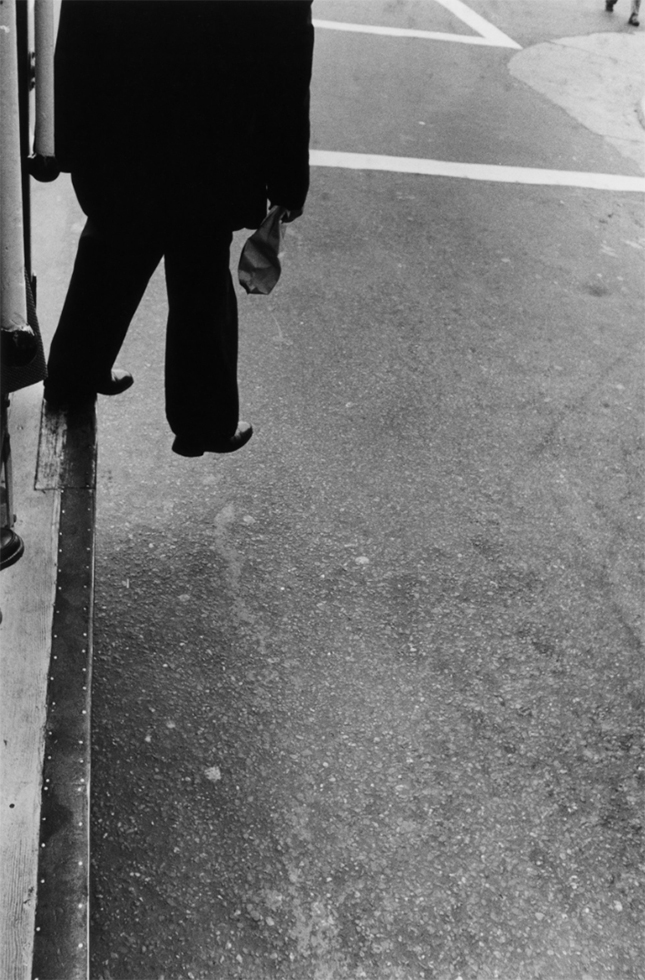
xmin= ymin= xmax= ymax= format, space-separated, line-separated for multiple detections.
xmin=45 ymin=172 xmax=251 ymax=454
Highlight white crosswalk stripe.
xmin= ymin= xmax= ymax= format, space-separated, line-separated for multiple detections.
xmin=310 ymin=150 xmax=645 ymax=193
xmin=313 ymin=1 xmax=643 ymax=190
xmin=314 ymin=0 xmax=521 ymax=48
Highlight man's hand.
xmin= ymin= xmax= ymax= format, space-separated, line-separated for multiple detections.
xmin=275 ymin=206 xmax=304 ymax=223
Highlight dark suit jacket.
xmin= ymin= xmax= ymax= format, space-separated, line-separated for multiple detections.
xmin=54 ymin=0 xmax=314 ymax=229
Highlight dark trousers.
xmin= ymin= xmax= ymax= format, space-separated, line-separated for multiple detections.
xmin=47 ymin=175 xmax=240 ymax=442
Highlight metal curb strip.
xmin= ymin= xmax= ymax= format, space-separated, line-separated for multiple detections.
xmin=32 ymin=403 xmax=97 ymax=980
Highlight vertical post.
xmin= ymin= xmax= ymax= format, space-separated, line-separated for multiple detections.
xmin=34 ymin=0 xmax=55 ymax=158
xmin=16 ymin=0 xmax=32 ymax=280
xmin=0 ymin=0 xmax=29 ymax=336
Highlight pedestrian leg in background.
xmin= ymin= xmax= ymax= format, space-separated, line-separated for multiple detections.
xmin=45 ymin=218 xmax=163 ymax=406
xmin=164 ymin=227 xmax=244 ymax=455
xmin=605 ymin=0 xmax=641 ymax=25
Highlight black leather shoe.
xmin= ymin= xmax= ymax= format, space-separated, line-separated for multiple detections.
xmin=0 ymin=527 xmax=25 ymax=570
xmin=44 ymin=368 xmax=133 ymax=409
xmin=172 ymin=422 xmax=253 ymax=457
xmin=95 ymin=369 xmax=134 ymax=396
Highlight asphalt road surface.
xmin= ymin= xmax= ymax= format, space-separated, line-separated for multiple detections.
xmin=34 ymin=1 xmax=644 ymax=978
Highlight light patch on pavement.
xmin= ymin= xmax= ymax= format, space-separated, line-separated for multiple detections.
xmin=509 ymin=33 xmax=645 ymax=174
xmin=310 ymin=150 xmax=645 ymax=193
xmin=314 ymin=0 xmax=521 ymax=50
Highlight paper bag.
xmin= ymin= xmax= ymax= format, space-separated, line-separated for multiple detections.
xmin=238 ymin=205 xmax=287 ymax=295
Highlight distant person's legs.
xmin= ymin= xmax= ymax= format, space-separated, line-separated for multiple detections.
xmin=606 ymin=0 xmax=640 ymax=22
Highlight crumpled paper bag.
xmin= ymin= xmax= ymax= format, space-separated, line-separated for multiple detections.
xmin=238 ymin=205 xmax=287 ymax=295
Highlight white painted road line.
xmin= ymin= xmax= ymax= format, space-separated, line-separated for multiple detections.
xmin=313 ymin=0 xmax=521 ymax=50
xmin=310 ymin=150 xmax=645 ymax=193
xmin=313 ymin=19 xmax=519 ymax=48
xmin=434 ymin=0 xmax=522 ymax=49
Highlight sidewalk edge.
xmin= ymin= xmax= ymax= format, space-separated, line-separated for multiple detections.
xmin=31 ymin=402 xmax=96 ymax=980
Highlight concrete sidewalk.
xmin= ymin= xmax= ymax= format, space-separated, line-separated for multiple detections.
xmin=0 ymin=385 xmax=61 ymax=980
xmin=0 ymin=385 xmax=96 ymax=980
xmin=508 ymin=30 xmax=645 ymax=173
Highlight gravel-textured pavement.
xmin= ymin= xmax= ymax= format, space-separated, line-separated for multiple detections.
xmin=87 ymin=173 xmax=643 ymax=979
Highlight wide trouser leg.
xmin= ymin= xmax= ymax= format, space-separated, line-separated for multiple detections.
xmin=163 ymin=228 xmax=239 ymax=442
xmin=46 ymin=218 xmax=163 ymax=398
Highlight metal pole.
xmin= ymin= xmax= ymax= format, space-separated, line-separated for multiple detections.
xmin=0 ymin=0 xmax=29 ymax=336
xmin=16 ymin=0 xmax=32 ymax=279
xmin=34 ymin=0 xmax=54 ymax=157
xmin=27 ymin=0 xmax=59 ymax=182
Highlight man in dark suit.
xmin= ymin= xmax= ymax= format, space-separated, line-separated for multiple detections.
xmin=44 ymin=0 xmax=314 ymax=456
